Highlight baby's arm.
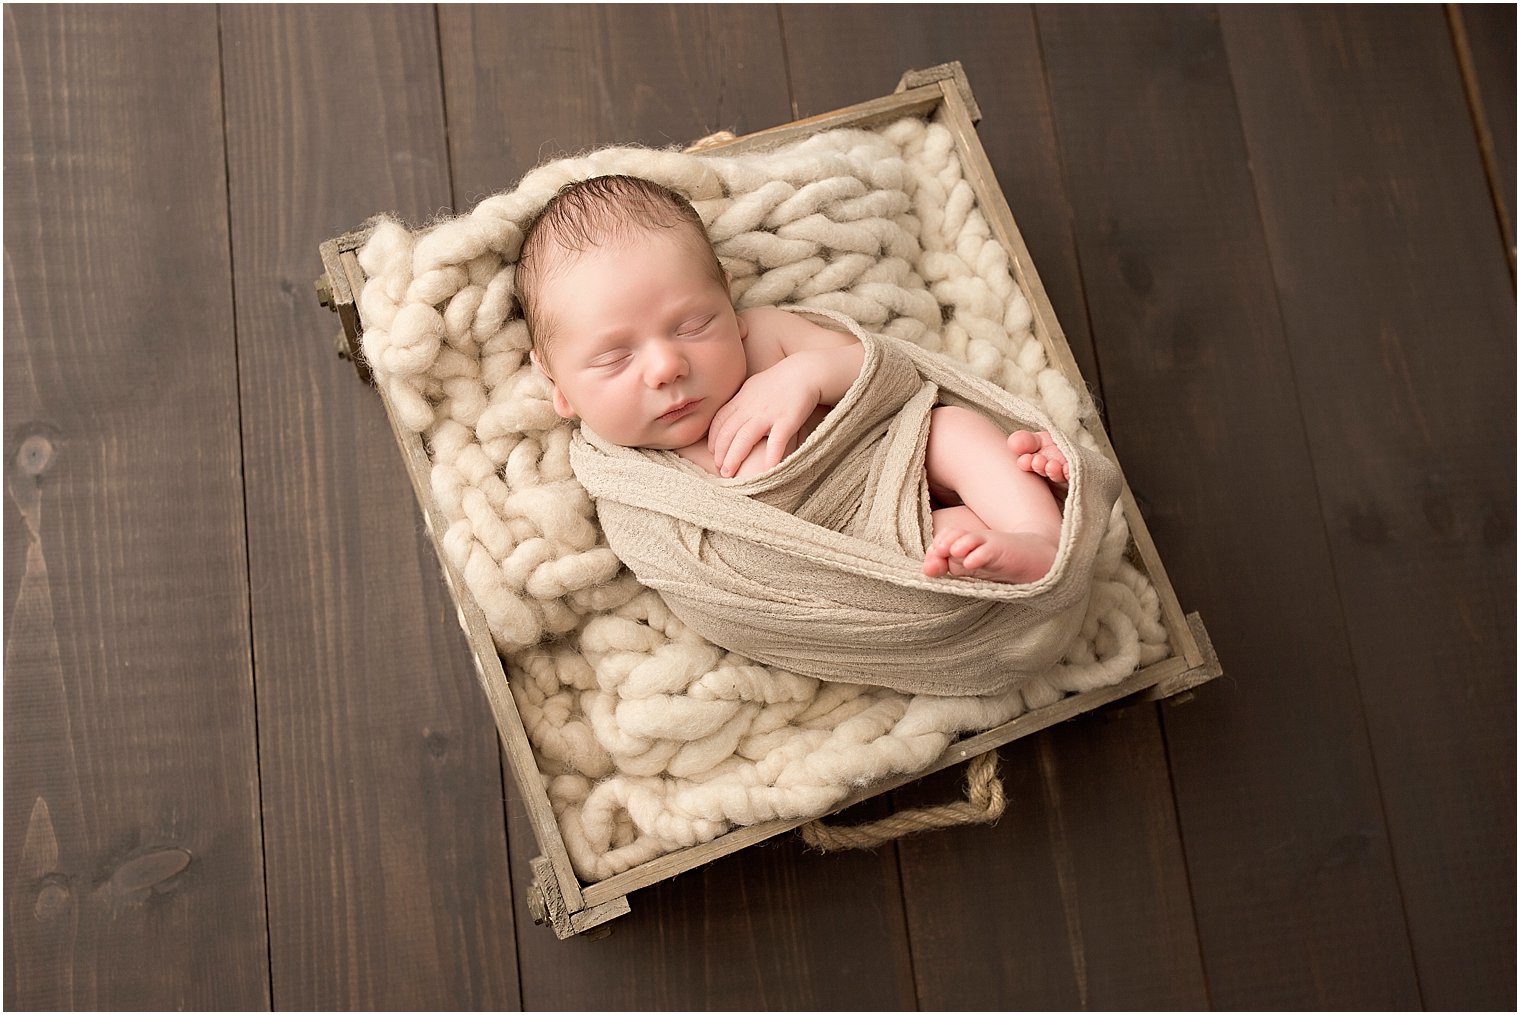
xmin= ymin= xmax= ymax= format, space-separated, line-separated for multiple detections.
xmin=707 ymin=309 xmax=864 ymax=477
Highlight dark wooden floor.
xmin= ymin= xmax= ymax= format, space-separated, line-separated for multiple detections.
xmin=5 ymin=5 xmax=1514 ymax=1010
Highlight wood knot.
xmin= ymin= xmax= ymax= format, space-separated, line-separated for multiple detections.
xmin=1483 ymin=505 xmax=1513 ymax=547
xmin=106 ymin=846 xmax=192 ymax=897
xmin=1421 ymin=489 xmax=1456 ymax=538
xmin=34 ymin=877 xmax=70 ymax=920
xmin=17 ymin=434 xmax=54 ymax=476
xmin=1118 ymin=250 xmax=1154 ymax=296
xmin=31 ymin=869 xmax=71 ymax=917
xmin=1344 ymin=501 xmax=1389 ymax=546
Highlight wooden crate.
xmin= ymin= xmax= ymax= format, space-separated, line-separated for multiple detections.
xmin=315 ymin=62 xmax=1221 ymax=940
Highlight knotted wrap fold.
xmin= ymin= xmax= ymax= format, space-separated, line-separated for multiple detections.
xmin=570 ymin=308 xmax=1123 ymax=697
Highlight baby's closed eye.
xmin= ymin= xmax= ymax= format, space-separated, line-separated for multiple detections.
xmin=677 ymin=314 xmax=715 ymax=336
xmin=590 ymin=350 xmax=631 ymax=369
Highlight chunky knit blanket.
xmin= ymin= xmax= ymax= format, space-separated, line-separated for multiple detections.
xmin=573 ymin=308 xmax=1124 ymax=696
xmin=357 ymin=117 xmax=1170 ymax=881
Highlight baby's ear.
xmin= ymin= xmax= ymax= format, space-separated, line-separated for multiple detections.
xmin=530 ymin=349 xmax=577 ymax=420
xmin=549 ymin=386 xmax=576 ymax=420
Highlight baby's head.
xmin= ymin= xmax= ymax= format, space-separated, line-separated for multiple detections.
xmin=517 ymin=175 xmax=726 ymax=363
xmin=517 ymin=175 xmax=750 ymax=450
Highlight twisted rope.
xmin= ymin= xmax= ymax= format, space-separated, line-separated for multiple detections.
xmin=799 ymin=749 xmax=1006 ymax=851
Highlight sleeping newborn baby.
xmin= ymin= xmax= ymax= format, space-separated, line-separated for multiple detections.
xmin=519 ymin=175 xmax=1072 ymax=584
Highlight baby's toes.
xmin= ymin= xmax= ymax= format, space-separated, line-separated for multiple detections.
xmin=924 ymin=533 xmax=958 ymax=575
xmin=1007 ymin=430 xmax=1042 ymax=456
xmin=948 ymin=531 xmax=986 ymax=561
xmin=923 ymin=540 xmax=955 ymax=576
xmin=932 ymin=527 xmax=966 ymax=553
xmin=962 ymin=544 xmax=994 ymax=570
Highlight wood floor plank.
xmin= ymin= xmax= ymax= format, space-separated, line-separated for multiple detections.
xmin=219 ymin=6 xmax=519 ymax=1009
xmin=441 ymin=2 xmax=793 ymax=198
xmin=2 ymin=6 xmax=268 ymax=1009
xmin=1036 ymin=7 xmax=1423 ymax=1007
xmin=1220 ymin=8 xmax=1515 ymax=1007
xmin=435 ymin=6 xmax=916 ymax=1004
xmin=780 ymin=6 xmax=1207 ymax=1008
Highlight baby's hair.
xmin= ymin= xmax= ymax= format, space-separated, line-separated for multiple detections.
xmin=516 ymin=175 xmax=726 ymax=361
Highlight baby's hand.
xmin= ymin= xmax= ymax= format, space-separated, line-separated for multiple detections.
xmin=1009 ymin=430 xmax=1070 ymax=486
xmin=708 ymin=359 xmax=821 ymax=478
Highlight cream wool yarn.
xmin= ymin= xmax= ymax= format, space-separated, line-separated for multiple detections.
xmin=358 ymin=118 xmax=1171 ymax=881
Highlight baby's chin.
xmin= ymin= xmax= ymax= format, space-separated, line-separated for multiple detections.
xmin=655 ymin=406 xmax=721 ymax=448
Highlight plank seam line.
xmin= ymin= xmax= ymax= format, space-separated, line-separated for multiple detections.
xmin=887 ymin=820 xmax=923 ymax=1008
xmin=1444 ymin=3 xmax=1516 ymax=286
xmin=1217 ymin=10 xmax=1426 ymax=1005
xmin=774 ymin=4 xmax=799 ymax=123
xmin=1150 ymin=698 xmax=1214 ymax=1008
xmin=1027 ymin=10 xmax=1111 ymax=439
xmin=214 ymin=6 xmax=275 ymax=1008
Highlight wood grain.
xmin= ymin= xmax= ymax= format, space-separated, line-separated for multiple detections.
xmin=779 ymin=6 xmax=1207 ymax=1007
xmin=219 ymin=6 xmax=519 ymax=1009
xmin=1037 ymin=7 xmax=1426 ymax=1007
xmin=2 ymin=6 xmax=267 ymax=1009
xmin=1221 ymin=8 xmax=1516 ymax=1007
xmin=434 ymin=5 xmax=916 ymax=1001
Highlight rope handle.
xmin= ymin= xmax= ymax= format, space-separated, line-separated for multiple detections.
xmin=799 ymin=750 xmax=1006 ymax=851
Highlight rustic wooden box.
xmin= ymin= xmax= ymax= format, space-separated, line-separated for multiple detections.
xmin=316 ymin=63 xmax=1221 ymax=939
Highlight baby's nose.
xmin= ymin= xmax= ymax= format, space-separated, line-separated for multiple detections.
xmin=644 ymin=343 xmax=687 ymax=386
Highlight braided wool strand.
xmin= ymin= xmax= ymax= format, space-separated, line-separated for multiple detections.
xmin=357 ymin=118 xmax=1171 ymax=881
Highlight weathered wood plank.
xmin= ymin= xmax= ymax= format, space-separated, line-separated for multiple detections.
xmin=779 ymin=6 xmax=1208 ymax=1008
xmin=435 ymin=4 xmax=916 ymax=1001
xmin=1221 ymin=7 xmax=1516 ymax=1008
xmin=1037 ymin=6 xmax=1425 ymax=1007
xmin=220 ymin=6 xmax=519 ymax=1008
xmin=2 ymin=6 xmax=267 ymax=1009
xmin=440 ymin=2 xmax=794 ymax=195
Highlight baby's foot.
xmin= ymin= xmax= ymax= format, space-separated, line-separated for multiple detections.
xmin=1008 ymin=430 xmax=1069 ymax=487
xmin=923 ymin=525 xmax=1058 ymax=584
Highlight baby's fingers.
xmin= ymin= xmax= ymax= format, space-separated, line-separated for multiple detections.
xmin=708 ymin=404 xmax=746 ymax=467
xmin=708 ymin=414 xmax=734 ymax=467
xmin=720 ymin=419 xmax=769 ymax=477
xmin=764 ymin=427 xmax=793 ymax=469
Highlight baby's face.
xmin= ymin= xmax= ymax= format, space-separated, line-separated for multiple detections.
xmin=533 ymin=226 xmax=748 ymax=450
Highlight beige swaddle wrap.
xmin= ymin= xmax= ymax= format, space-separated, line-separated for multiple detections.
xmin=570 ymin=308 xmax=1123 ymax=696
